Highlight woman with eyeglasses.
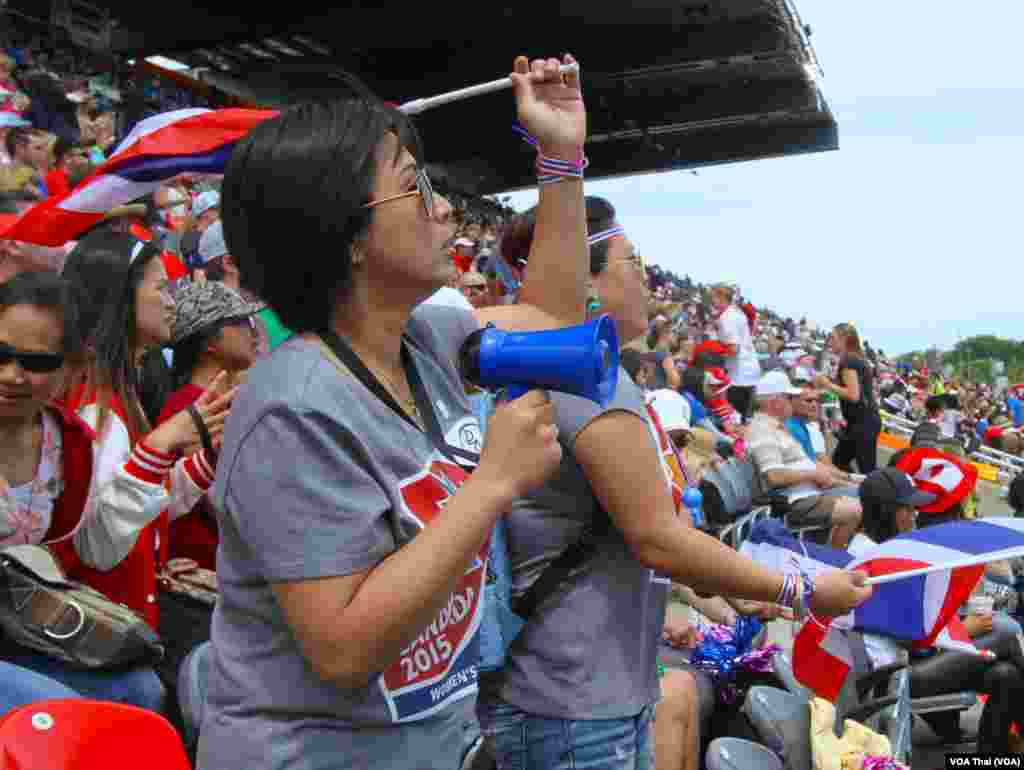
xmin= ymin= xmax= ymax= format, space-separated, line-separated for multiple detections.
xmin=0 ymin=272 xmax=165 ymax=714
xmin=478 ymin=195 xmax=871 ymax=770
xmin=195 ymin=56 xmax=590 ymax=770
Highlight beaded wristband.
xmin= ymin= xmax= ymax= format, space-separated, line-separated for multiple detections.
xmin=514 ymin=122 xmax=587 ymax=186
xmin=537 ymin=154 xmax=589 ymax=186
xmin=800 ymin=569 xmax=816 ymax=619
xmin=776 ymin=573 xmax=797 ymax=609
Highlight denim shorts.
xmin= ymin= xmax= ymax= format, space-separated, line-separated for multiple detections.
xmin=478 ymin=695 xmax=655 ymax=770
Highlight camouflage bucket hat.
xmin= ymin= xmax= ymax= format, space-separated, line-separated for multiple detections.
xmin=172 ymin=280 xmax=264 ymax=344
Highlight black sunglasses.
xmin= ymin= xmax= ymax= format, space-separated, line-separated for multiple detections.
xmin=0 ymin=341 xmax=65 ymax=373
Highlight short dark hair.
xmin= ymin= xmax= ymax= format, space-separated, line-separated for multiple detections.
xmin=221 ymin=99 xmax=422 ymax=333
xmin=51 ymin=136 xmax=76 ymax=166
xmin=860 ymin=495 xmax=903 ymax=544
xmin=0 ymin=271 xmax=81 ymax=355
xmin=4 ymin=127 xmax=40 ymax=161
xmin=620 ymin=349 xmax=649 ymax=385
xmin=171 ymin=323 xmax=225 ymax=390
xmin=925 ymin=395 xmax=945 ymax=414
xmin=500 ymin=196 xmax=618 ymax=276
xmin=1009 ymin=473 xmax=1024 ymax=514
xmin=199 ymin=255 xmax=228 ymax=283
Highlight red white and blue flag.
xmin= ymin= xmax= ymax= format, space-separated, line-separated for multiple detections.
xmin=741 ymin=518 xmax=1024 ymax=701
xmin=0 ymin=108 xmax=277 ymax=246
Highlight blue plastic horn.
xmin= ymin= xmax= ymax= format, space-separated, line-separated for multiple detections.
xmin=459 ymin=315 xmax=619 ymax=407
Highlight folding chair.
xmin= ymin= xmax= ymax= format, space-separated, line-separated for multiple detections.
xmin=705 ymin=737 xmax=784 ymax=770
xmin=703 ymin=455 xmax=786 ymax=550
xmin=0 ymin=699 xmax=191 ymax=770
xmin=742 ymin=633 xmax=912 ymax=770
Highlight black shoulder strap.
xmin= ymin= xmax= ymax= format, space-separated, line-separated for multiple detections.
xmin=513 ymin=512 xmax=614 ymax=620
xmin=318 ymin=327 xmax=606 ymax=623
xmin=318 ymin=329 xmax=479 ymax=467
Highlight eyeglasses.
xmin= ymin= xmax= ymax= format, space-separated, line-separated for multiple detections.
xmin=363 ymin=168 xmax=435 ymax=220
xmin=612 ymin=251 xmax=647 ymax=275
xmin=0 ymin=341 xmax=64 ymax=373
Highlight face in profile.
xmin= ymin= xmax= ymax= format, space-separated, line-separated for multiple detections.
xmin=360 ymin=137 xmax=455 ymax=301
xmin=211 ymin=317 xmax=260 ymax=372
xmin=134 ymin=257 xmax=174 ymax=349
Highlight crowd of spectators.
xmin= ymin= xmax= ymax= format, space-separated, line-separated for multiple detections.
xmin=0 ymin=26 xmax=1022 ymax=770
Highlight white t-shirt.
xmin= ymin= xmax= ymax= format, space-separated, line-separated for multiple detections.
xmin=421 ymin=287 xmax=474 ymax=312
xmin=807 ymin=421 xmax=827 ymax=456
xmin=940 ymin=409 xmax=961 ymax=440
xmin=849 ymin=533 xmax=904 ymax=669
xmin=717 ymin=306 xmax=761 ymax=386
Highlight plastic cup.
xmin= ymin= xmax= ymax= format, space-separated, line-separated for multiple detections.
xmin=967 ymin=595 xmax=995 ymax=617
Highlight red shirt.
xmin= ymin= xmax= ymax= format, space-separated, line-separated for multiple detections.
xmin=985 ymin=426 xmax=1004 ymax=443
xmin=58 ymin=385 xmax=166 ymax=629
xmin=451 ymin=249 xmax=474 ymax=274
xmin=44 ymin=168 xmax=71 ymax=198
xmin=157 ymin=384 xmax=218 ymax=570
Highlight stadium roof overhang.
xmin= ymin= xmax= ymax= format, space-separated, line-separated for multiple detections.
xmin=26 ymin=0 xmax=838 ymax=195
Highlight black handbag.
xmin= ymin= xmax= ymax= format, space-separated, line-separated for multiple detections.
xmin=0 ymin=544 xmax=164 ymax=670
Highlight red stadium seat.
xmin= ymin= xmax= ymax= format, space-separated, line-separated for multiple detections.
xmin=0 ymin=699 xmax=190 ymax=770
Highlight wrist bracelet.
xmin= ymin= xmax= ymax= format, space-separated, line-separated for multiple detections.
xmin=513 ymin=123 xmax=587 ymax=186
xmin=536 ymin=153 xmax=588 ymax=185
xmin=776 ymin=573 xmax=798 ymax=610
xmin=801 ymin=570 xmax=816 ymax=618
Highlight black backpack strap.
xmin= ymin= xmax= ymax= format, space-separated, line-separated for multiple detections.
xmin=512 ymin=512 xmax=614 ymax=620
xmin=320 ymin=327 xmax=604 ymax=623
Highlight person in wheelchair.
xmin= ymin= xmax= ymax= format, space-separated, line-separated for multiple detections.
xmin=855 ymin=467 xmax=1024 ymax=754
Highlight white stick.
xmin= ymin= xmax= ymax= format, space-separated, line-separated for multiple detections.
xmin=863 ymin=545 xmax=1024 ymax=585
xmin=399 ymin=63 xmax=579 ymax=116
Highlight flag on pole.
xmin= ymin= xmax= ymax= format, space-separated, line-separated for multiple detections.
xmin=741 ymin=518 xmax=1024 ymax=700
xmin=0 ymin=108 xmax=278 ymax=246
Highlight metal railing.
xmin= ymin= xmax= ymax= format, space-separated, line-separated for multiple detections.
xmin=879 ymin=411 xmax=1023 ymax=485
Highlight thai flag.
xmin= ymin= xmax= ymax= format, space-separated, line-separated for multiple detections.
xmin=741 ymin=518 xmax=1024 ymax=701
xmin=0 ymin=108 xmax=277 ymax=246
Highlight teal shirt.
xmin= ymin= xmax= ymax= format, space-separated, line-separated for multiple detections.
xmin=257 ymin=307 xmax=293 ymax=351
xmin=785 ymin=416 xmax=815 ymax=461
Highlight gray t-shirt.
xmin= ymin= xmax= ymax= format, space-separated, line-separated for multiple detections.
xmin=480 ymin=370 xmax=672 ymax=720
xmin=196 ymin=304 xmax=487 ymax=770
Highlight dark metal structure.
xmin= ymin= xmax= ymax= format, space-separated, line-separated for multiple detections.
xmin=15 ymin=0 xmax=838 ymax=195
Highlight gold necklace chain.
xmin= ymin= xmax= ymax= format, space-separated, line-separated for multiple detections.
xmin=374 ymin=365 xmax=420 ymax=418
xmin=347 ymin=342 xmax=420 ymax=420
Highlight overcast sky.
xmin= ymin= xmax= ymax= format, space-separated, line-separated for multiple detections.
xmin=505 ymin=2 xmax=1023 ymax=356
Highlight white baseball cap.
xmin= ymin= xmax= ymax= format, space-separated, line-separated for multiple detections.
xmin=791 ymin=366 xmax=815 ymax=385
xmin=193 ymin=190 xmax=220 ymax=219
xmin=756 ymin=370 xmax=802 ymax=397
xmin=646 ymin=389 xmax=692 ymax=434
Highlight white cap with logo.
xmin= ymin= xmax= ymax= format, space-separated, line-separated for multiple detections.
xmin=756 ymin=371 xmax=802 ymax=397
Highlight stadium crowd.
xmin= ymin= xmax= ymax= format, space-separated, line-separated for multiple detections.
xmin=1 ymin=22 xmax=1023 ymax=770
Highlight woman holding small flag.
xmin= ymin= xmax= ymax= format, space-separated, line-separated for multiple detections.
xmin=478 ymin=195 xmax=871 ymax=770
xmin=855 ymin=463 xmax=1024 ymax=754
